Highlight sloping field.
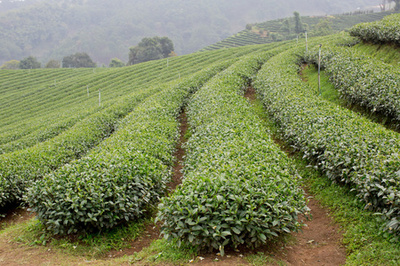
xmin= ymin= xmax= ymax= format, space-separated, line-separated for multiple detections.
xmin=201 ymin=11 xmax=396 ymax=51
xmin=1 ymin=13 xmax=400 ymax=265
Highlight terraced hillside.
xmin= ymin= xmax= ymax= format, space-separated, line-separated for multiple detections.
xmin=1 ymin=14 xmax=400 ymax=265
xmin=201 ymin=10 xmax=397 ymax=51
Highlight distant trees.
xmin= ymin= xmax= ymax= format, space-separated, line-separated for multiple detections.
xmin=128 ymin=36 xmax=174 ymax=65
xmin=62 ymin=52 xmax=96 ymax=68
xmin=281 ymin=19 xmax=290 ymax=34
xmin=109 ymin=58 xmax=125 ymax=67
xmin=45 ymin=60 xmax=61 ymax=68
xmin=0 ymin=60 xmax=20 ymax=69
xmin=294 ymin=11 xmax=304 ymax=34
xmin=312 ymin=19 xmax=333 ymax=36
xmin=390 ymin=0 xmax=400 ymax=11
xmin=19 ymin=56 xmax=41 ymax=69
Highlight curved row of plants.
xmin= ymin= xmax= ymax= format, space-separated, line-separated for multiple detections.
xmin=254 ymin=47 xmax=400 ymax=234
xmin=0 ymin=44 xmax=269 ymax=150
xmin=25 ymin=61 xmax=234 ymax=235
xmin=0 ymin=86 xmax=161 ymax=210
xmin=157 ymin=51 xmax=308 ymax=255
xmin=349 ymin=13 xmax=400 ymax=45
xmin=305 ymin=44 xmax=400 ymax=125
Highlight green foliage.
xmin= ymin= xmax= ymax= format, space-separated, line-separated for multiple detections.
xmin=311 ymin=19 xmax=333 ymax=37
xmin=128 ymin=37 xmax=174 ymax=65
xmin=0 ymin=88 xmax=158 ymax=209
xmin=350 ymin=13 xmax=400 ymax=45
xmin=305 ymin=43 xmax=400 ymax=126
xmin=202 ymin=11 xmax=394 ymax=52
xmin=254 ymin=42 xmax=400 ymax=236
xmin=108 ymin=58 xmax=125 ymax=68
xmin=158 ymin=51 xmax=308 ymax=254
xmin=291 ymin=154 xmax=400 ymax=265
xmin=62 ymin=53 xmax=96 ymax=68
xmin=19 ymin=56 xmax=41 ymax=69
xmin=294 ymin=11 xmax=304 ymax=34
xmin=128 ymin=238 xmax=198 ymax=264
xmin=45 ymin=60 xmax=60 ymax=68
xmin=26 ymin=61 xmax=233 ymax=235
xmin=0 ymin=60 xmax=20 ymax=69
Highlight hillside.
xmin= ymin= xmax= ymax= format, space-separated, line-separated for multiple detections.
xmin=201 ymin=10 xmax=396 ymax=51
xmin=2 ymin=10 xmax=400 ymax=266
xmin=0 ymin=0 xmax=379 ymax=65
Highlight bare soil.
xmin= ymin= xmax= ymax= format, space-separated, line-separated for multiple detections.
xmin=0 ymin=101 xmax=346 ymax=265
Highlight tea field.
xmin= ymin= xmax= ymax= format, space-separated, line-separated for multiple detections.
xmin=1 ymin=14 xmax=400 ymax=265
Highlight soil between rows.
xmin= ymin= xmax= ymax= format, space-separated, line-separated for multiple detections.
xmin=0 ymin=96 xmax=346 ymax=265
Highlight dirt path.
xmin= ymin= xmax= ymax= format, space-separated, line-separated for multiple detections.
xmin=0 ymin=99 xmax=346 ymax=265
xmin=244 ymin=87 xmax=346 ymax=265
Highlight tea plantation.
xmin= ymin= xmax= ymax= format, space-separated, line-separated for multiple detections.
xmin=1 ymin=13 xmax=400 ymax=264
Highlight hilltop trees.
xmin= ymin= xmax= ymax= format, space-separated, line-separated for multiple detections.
xmin=45 ymin=60 xmax=61 ymax=68
xmin=128 ymin=37 xmax=174 ymax=65
xmin=294 ymin=11 xmax=304 ymax=34
xmin=19 ymin=56 xmax=41 ymax=69
xmin=62 ymin=53 xmax=96 ymax=68
xmin=0 ymin=60 xmax=20 ymax=69
xmin=109 ymin=58 xmax=125 ymax=67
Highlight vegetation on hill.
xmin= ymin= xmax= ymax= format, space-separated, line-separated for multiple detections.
xmin=128 ymin=36 xmax=175 ymax=65
xmin=2 ymin=8 xmax=400 ymax=265
xmin=201 ymin=10 xmax=397 ymax=51
xmin=0 ymin=0 xmax=381 ymax=65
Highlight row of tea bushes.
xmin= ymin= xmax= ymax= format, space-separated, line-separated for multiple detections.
xmin=26 ymin=61 xmax=234 ymax=235
xmin=349 ymin=13 xmax=400 ymax=45
xmin=157 ymin=51 xmax=308 ymax=254
xmin=0 ymin=87 xmax=161 ymax=210
xmin=305 ymin=45 xmax=400 ymax=124
xmin=0 ymin=46 xmax=252 ymax=150
xmin=254 ymin=47 xmax=400 ymax=234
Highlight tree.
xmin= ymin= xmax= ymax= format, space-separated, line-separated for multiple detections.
xmin=390 ymin=0 xmax=400 ymax=10
xmin=312 ymin=19 xmax=332 ymax=37
xmin=62 ymin=52 xmax=96 ymax=68
xmin=280 ymin=19 xmax=290 ymax=34
xmin=19 ymin=56 xmax=41 ymax=69
xmin=294 ymin=11 xmax=304 ymax=34
xmin=109 ymin=58 xmax=125 ymax=67
xmin=45 ymin=59 xmax=61 ymax=68
xmin=128 ymin=36 xmax=175 ymax=65
xmin=0 ymin=60 xmax=20 ymax=69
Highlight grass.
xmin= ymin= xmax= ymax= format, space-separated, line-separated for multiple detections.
xmin=296 ymin=156 xmax=400 ymax=265
xmin=251 ymin=73 xmax=400 ymax=265
xmin=302 ymin=63 xmax=399 ymax=132
xmin=120 ymin=239 xmax=198 ymax=265
xmin=246 ymin=252 xmax=286 ymax=266
xmin=354 ymin=42 xmax=400 ymax=65
xmin=301 ymin=64 xmax=341 ymax=104
xmin=1 ymin=215 xmax=148 ymax=259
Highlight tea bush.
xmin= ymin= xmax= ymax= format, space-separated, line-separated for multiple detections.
xmin=158 ymin=51 xmax=308 ymax=254
xmin=254 ymin=47 xmax=400 ymax=234
xmin=26 ymin=61 xmax=233 ymax=235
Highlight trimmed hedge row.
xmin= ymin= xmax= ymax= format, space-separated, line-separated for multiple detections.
xmin=349 ymin=13 xmax=400 ymax=45
xmin=157 ymin=51 xmax=308 ymax=254
xmin=0 ymin=88 xmax=161 ymax=210
xmin=254 ymin=47 xmax=400 ymax=234
xmin=26 ymin=61 xmax=233 ymax=235
xmin=305 ymin=45 xmax=400 ymax=123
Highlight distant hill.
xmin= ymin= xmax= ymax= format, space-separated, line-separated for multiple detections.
xmin=201 ymin=10 xmax=397 ymax=51
xmin=0 ymin=0 xmax=380 ymax=65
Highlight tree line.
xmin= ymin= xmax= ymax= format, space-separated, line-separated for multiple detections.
xmin=0 ymin=36 xmax=175 ymax=69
